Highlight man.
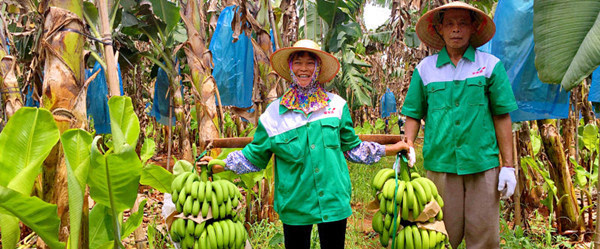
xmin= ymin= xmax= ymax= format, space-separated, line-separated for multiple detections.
xmin=401 ymin=2 xmax=518 ymax=249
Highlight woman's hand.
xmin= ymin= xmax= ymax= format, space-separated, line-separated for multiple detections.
xmin=198 ymin=156 xmax=225 ymax=174
xmin=384 ymin=139 xmax=410 ymax=156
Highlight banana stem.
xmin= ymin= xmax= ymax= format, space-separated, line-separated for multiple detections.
xmin=400 ymin=155 xmax=411 ymax=181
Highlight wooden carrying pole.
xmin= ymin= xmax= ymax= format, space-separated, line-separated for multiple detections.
xmin=205 ymin=134 xmax=404 ymax=148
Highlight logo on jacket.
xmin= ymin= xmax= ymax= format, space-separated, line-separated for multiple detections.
xmin=472 ymin=67 xmax=486 ymax=75
xmin=324 ymin=107 xmax=336 ymax=115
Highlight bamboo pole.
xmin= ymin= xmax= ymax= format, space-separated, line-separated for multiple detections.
xmin=96 ymin=0 xmax=120 ymax=96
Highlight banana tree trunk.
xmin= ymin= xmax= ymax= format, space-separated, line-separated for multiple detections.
xmin=40 ymin=0 xmax=87 ymax=246
xmin=536 ymin=119 xmax=584 ymax=232
xmin=180 ymin=0 xmax=219 ymax=153
xmin=0 ymin=17 xmax=23 ymax=120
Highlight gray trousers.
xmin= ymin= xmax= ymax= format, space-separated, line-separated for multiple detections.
xmin=427 ymin=167 xmax=500 ymax=249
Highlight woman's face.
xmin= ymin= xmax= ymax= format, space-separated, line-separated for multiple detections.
xmin=291 ymin=53 xmax=317 ymax=88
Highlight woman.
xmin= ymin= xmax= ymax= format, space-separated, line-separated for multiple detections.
xmin=208 ymin=40 xmax=410 ymax=249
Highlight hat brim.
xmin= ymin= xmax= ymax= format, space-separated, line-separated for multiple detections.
xmin=416 ymin=2 xmax=495 ymax=50
xmin=270 ymin=47 xmax=340 ymax=83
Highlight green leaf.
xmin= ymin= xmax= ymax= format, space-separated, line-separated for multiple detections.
xmin=89 ymin=137 xmax=142 ymax=212
xmin=140 ymin=138 xmax=156 ymax=164
xmin=0 ymin=186 xmax=64 ymax=249
xmin=83 ymin=1 xmax=100 ymax=28
xmin=0 ymin=107 xmax=59 ymax=191
xmin=573 ymin=164 xmax=589 ymax=187
xmin=121 ymin=199 xmax=147 ymax=239
xmin=173 ymin=160 xmax=194 ymax=175
xmin=0 ymin=108 xmax=59 ymax=249
xmin=531 ymin=132 xmax=542 ymax=156
xmin=533 ymin=0 xmax=600 ymax=90
xmin=148 ymin=0 xmax=181 ymax=34
xmin=89 ymin=204 xmax=114 ymax=249
xmin=61 ymin=129 xmax=93 ymax=249
xmin=582 ymin=123 xmax=599 ymax=152
xmin=121 ymin=11 xmax=139 ymax=27
xmin=141 ymin=164 xmax=173 ymax=193
xmin=108 ymin=96 xmax=140 ymax=153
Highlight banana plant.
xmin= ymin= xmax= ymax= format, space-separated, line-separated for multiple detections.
xmin=533 ymin=0 xmax=600 ymax=90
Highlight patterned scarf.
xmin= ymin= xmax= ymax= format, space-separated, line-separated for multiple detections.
xmin=280 ymin=58 xmax=330 ymax=115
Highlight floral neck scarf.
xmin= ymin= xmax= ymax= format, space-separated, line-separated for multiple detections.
xmin=280 ymin=59 xmax=330 ymax=115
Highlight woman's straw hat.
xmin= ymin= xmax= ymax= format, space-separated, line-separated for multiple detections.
xmin=415 ymin=1 xmax=495 ymax=50
xmin=270 ymin=39 xmax=340 ymax=83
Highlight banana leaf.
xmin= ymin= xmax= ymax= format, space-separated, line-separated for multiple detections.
xmin=0 ymin=186 xmax=64 ymax=249
xmin=61 ymin=129 xmax=93 ymax=249
xmin=108 ymin=96 xmax=140 ymax=154
xmin=141 ymin=164 xmax=173 ymax=193
xmin=0 ymin=107 xmax=59 ymax=248
xmin=533 ymin=0 xmax=600 ymax=90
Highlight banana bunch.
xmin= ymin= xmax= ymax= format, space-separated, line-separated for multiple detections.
xmin=171 ymin=172 xmax=243 ymax=220
xmin=372 ymin=169 xmax=444 ymax=222
xmin=393 ymin=225 xmax=447 ymax=249
xmin=170 ymin=218 xmax=248 ymax=249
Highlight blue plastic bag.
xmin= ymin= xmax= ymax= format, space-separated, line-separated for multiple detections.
xmin=86 ymin=62 xmax=124 ymax=134
xmin=380 ymin=88 xmax=397 ymax=118
xmin=479 ymin=0 xmax=570 ymax=122
xmin=209 ymin=5 xmax=254 ymax=108
xmin=150 ymin=67 xmax=177 ymax=126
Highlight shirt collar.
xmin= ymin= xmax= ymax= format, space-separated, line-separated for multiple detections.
xmin=436 ymin=45 xmax=476 ymax=68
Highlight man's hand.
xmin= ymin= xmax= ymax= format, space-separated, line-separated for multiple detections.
xmin=497 ymin=167 xmax=516 ymax=199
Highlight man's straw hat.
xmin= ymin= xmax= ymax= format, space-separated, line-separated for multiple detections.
xmin=416 ymin=1 xmax=495 ymax=50
xmin=270 ymin=39 xmax=340 ymax=83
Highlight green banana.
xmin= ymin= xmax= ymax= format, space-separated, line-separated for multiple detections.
xmin=401 ymin=192 xmax=409 ymax=220
xmin=219 ymin=181 xmax=230 ymax=200
xmin=183 ymin=234 xmax=194 ymax=249
xmin=226 ymin=219 xmax=236 ymax=248
xmin=201 ymin=199 xmax=209 ymax=218
xmin=396 ymin=226 xmax=405 ymax=249
xmin=213 ymin=220 xmax=224 ymax=248
xmin=176 ymin=201 xmax=183 ymax=213
xmin=375 ymin=169 xmax=395 ymax=190
xmin=226 ymin=198 xmax=233 ymax=217
xmin=435 ymin=195 xmax=444 ymax=208
xmin=212 ymin=180 xmax=224 ymax=205
xmin=416 ymin=178 xmax=433 ymax=203
xmin=172 ymin=190 xmax=179 ymax=204
xmin=372 ymin=168 xmax=387 ymax=189
xmin=436 ymin=209 xmax=443 ymax=220
xmin=175 ymin=218 xmax=187 ymax=237
xmin=184 ymin=195 xmax=193 ymax=216
xmin=421 ymin=228 xmax=430 ymax=249
xmin=186 ymin=219 xmax=195 ymax=236
xmin=194 ymin=221 xmax=206 ymax=237
xmin=199 ymin=230 xmax=208 ymax=249
xmin=235 ymin=221 xmax=244 ymax=249
xmin=191 ymin=181 xmax=200 ymax=199
xmin=219 ymin=203 xmax=227 ymax=219
xmin=372 ymin=211 xmax=383 ymax=234
xmin=192 ymin=200 xmax=201 ymax=217
xmin=421 ymin=178 xmax=439 ymax=198
xmin=207 ymin=224 xmax=217 ymax=249
xmin=170 ymin=224 xmax=181 ymax=242
xmin=384 ymin=213 xmax=392 ymax=231
xmin=178 ymin=188 xmax=187 ymax=205
xmin=380 ymin=228 xmax=390 ymax=247
xmin=205 ymin=181 xmax=213 ymax=201
xmin=404 ymin=226 xmax=414 ymax=249
xmin=184 ymin=173 xmax=198 ymax=194
xmin=380 ymin=197 xmax=387 ymax=214
xmin=405 ymin=181 xmax=415 ymax=208
xmin=413 ymin=226 xmax=422 ymax=249
xmin=411 ymin=172 xmax=421 ymax=180
xmin=386 ymin=197 xmax=395 ymax=214
xmin=428 ymin=229 xmax=437 ymax=249
xmin=411 ymin=180 xmax=428 ymax=206
xmin=232 ymin=195 xmax=239 ymax=208
xmin=437 ymin=230 xmax=446 ymax=244
xmin=412 ymin=195 xmax=421 ymax=220
xmin=211 ymin=194 xmax=219 ymax=219
xmin=382 ymin=179 xmax=394 ymax=199
xmin=198 ymin=181 xmax=206 ymax=202
xmin=172 ymin=172 xmax=191 ymax=193
xmin=394 ymin=180 xmax=406 ymax=204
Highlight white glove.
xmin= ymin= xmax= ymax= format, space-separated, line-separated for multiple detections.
xmin=407 ymin=147 xmax=416 ymax=167
xmin=497 ymin=167 xmax=516 ymax=199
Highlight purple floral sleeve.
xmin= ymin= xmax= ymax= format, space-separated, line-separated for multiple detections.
xmin=223 ymin=150 xmax=262 ymax=174
xmin=344 ymin=141 xmax=385 ymax=164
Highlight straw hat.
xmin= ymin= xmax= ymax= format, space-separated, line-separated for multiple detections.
xmin=415 ymin=1 xmax=495 ymax=50
xmin=270 ymin=39 xmax=340 ymax=83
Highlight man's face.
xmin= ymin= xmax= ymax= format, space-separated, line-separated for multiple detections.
xmin=438 ymin=9 xmax=475 ymax=50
